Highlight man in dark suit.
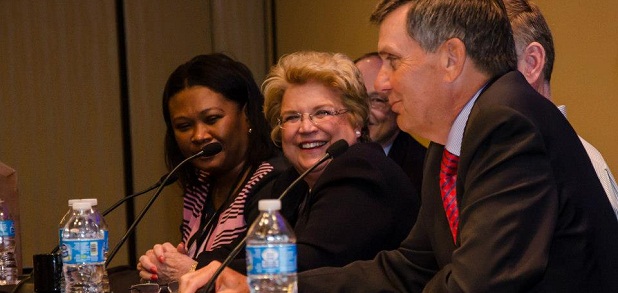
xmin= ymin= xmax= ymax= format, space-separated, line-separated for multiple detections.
xmin=355 ymin=52 xmax=426 ymax=193
xmin=177 ymin=0 xmax=618 ymax=292
xmin=295 ymin=0 xmax=618 ymax=292
xmin=503 ymin=0 xmax=618 ymax=219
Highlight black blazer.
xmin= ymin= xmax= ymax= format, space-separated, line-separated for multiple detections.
xmin=387 ymin=130 xmax=426 ymax=195
xmin=298 ymin=71 xmax=618 ymax=292
xmin=277 ymin=142 xmax=420 ymax=272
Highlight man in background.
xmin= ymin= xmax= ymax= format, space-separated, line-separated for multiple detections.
xmin=504 ymin=0 xmax=618 ymax=218
xmin=355 ymin=52 xmax=426 ymax=193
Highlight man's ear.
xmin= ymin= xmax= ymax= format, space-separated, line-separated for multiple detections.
xmin=518 ymin=41 xmax=546 ymax=85
xmin=440 ymin=38 xmax=466 ymax=82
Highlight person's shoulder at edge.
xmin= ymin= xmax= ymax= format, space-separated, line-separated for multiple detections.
xmin=339 ymin=141 xmax=386 ymax=160
xmin=252 ymin=151 xmax=290 ymax=183
xmin=395 ymin=130 xmax=427 ymax=154
xmin=243 ymin=151 xmax=291 ymax=219
xmin=265 ymin=151 xmax=290 ymax=173
xmin=324 ymin=142 xmax=399 ymax=173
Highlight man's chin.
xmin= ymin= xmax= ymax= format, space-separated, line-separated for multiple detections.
xmin=390 ymin=101 xmax=403 ymax=114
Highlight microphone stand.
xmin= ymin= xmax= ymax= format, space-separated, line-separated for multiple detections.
xmin=105 ymin=142 xmax=221 ymax=267
xmin=201 ymin=140 xmax=349 ymax=292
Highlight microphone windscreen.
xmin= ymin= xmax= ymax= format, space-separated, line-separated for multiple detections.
xmin=201 ymin=142 xmax=223 ymax=157
xmin=326 ymin=139 xmax=349 ymax=158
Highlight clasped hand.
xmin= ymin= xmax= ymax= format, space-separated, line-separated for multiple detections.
xmin=138 ymin=242 xmax=196 ymax=284
xmin=179 ymin=261 xmax=249 ymax=293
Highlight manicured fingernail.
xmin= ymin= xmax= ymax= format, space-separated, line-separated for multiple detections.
xmin=150 ymin=274 xmax=158 ymax=281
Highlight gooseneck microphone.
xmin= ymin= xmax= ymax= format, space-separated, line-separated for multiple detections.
xmin=105 ymin=142 xmax=223 ymax=267
xmin=201 ymin=139 xmax=349 ymax=292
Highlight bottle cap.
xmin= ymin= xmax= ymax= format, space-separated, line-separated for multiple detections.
xmin=258 ymin=199 xmax=281 ymax=211
xmin=72 ymin=201 xmax=92 ymax=210
xmin=82 ymin=198 xmax=98 ymax=207
xmin=68 ymin=199 xmax=82 ymax=206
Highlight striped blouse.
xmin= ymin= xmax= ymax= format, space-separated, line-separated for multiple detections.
xmin=181 ymin=161 xmax=276 ymax=259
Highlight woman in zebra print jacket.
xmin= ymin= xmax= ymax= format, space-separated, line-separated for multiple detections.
xmin=137 ymin=53 xmax=287 ymax=283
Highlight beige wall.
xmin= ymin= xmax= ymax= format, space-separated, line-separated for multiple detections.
xmin=276 ymin=0 xmax=379 ymax=63
xmin=0 ymin=0 xmax=129 ymax=269
xmin=0 ymin=0 xmax=270 ymax=269
xmin=538 ymin=0 xmax=618 ymax=171
xmin=275 ymin=0 xmax=618 ymax=172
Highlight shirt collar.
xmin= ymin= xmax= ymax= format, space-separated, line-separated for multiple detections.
xmin=383 ymin=142 xmax=393 ymax=155
xmin=445 ymin=87 xmax=485 ymax=156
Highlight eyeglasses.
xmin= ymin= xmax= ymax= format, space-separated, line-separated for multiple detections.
xmin=129 ymin=282 xmax=179 ymax=293
xmin=368 ymin=94 xmax=390 ymax=111
xmin=277 ymin=108 xmax=349 ymax=129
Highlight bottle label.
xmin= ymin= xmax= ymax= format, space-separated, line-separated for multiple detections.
xmin=59 ymin=230 xmax=108 ymax=257
xmin=0 ymin=220 xmax=15 ymax=237
xmin=103 ymin=230 xmax=109 ymax=252
xmin=61 ymin=237 xmax=107 ymax=264
xmin=246 ymin=244 xmax=297 ymax=275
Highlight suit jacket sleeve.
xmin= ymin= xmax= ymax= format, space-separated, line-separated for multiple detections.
xmin=298 ymin=207 xmax=437 ymax=292
xmin=298 ymin=144 xmax=434 ymax=292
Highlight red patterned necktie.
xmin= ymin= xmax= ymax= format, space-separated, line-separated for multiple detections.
xmin=440 ymin=149 xmax=460 ymax=243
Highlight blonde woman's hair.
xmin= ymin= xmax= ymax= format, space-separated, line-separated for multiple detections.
xmin=262 ymin=51 xmax=370 ymax=145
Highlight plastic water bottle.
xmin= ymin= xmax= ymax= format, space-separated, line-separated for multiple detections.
xmin=58 ymin=199 xmax=83 ymax=293
xmin=59 ymin=199 xmax=83 ymax=244
xmin=82 ymin=199 xmax=109 ymax=293
xmin=61 ymin=201 xmax=106 ymax=293
xmin=246 ymin=199 xmax=297 ymax=293
xmin=0 ymin=199 xmax=18 ymax=285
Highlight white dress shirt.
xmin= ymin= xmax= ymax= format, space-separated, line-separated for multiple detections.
xmin=558 ymin=105 xmax=618 ymax=220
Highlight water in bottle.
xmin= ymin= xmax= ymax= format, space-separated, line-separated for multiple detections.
xmin=246 ymin=199 xmax=297 ymax=293
xmin=81 ymin=199 xmax=109 ymax=293
xmin=58 ymin=199 xmax=83 ymax=293
xmin=59 ymin=199 xmax=83 ymax=245
xmin=0 ymin=199 xmax=18 ymax=285
xmin=61 ymin=201 xmax=106 ymax=293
